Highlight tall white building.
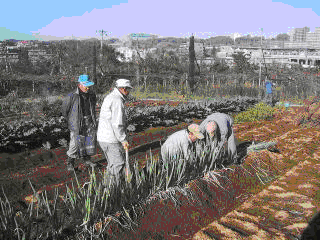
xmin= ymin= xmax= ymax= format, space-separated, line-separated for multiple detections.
xmin=306 ymin=27 xmax=320 ymax=48
xmin=289 ymin=26 xmax=310 ymax=42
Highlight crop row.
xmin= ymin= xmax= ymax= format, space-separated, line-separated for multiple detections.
xmin=0 ymin=97 xmax=259 ymax=152
xmin=126 ymin=96 xmax=258 ymax=132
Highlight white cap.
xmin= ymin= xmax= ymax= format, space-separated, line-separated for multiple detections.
xmin=116 ymin=79 xmax=133 ymax=89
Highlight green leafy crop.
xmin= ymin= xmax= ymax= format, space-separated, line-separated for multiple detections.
xmin=234 ymin=102 xmax=277 ymax=123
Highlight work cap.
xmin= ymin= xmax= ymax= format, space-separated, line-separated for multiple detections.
xmin=116 ymin=79 xmax=133 ymax=89
xmin=188 ymin=124 xmax=204 ymax=139
xmin=206 ymin=121 xmax=217 ymax=134
xmin=78 ymin=75 xmax=94 ymax=87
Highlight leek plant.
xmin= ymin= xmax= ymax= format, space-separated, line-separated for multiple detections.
xmin=0 ymin=137 xmax=279 ymax=239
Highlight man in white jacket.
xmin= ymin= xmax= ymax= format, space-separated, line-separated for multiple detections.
xmin=199 ymin=113 xmax=237 ymax=164
xmin=161 ymin=124 xmax=204 ymax=164
xmin=97 ymin=79 xmax=132 ymax=186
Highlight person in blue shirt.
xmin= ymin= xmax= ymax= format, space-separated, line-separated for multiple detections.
xmin=265 ymin=77 xmax=274 ymax=106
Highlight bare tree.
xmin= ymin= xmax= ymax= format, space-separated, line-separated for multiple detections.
xmin=48 ymin=41 xmax=68 ymax=75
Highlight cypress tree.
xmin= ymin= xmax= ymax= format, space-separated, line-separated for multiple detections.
xmin=189 ymin=35 xmax=195 ymax=93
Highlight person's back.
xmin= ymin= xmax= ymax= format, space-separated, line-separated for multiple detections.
xmin=199 ymin=113 xmax=233 ymax=140
xmin=265 ymin=80 xmax=273 ymax=106
xmin=161 ymin=129 xmax=191 ymax=163
xmin=161 ymin=124 xmax=204 ymax=164
xmin=199 ymin=112 xmax=237 ymax=164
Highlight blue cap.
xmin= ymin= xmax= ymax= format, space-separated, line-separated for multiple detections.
xmin=78 ymin=75 xmax=94 ymax=87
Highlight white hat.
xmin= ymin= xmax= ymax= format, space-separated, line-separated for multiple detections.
xmin=116 ymin=79 xmax=133 ymax=89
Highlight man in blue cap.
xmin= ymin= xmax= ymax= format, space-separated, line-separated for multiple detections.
xmin=62 ymin=74 xmax=98 ymax=171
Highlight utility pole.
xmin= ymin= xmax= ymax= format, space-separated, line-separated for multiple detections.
xmin=259 ymin=61 xmax=261 ymax=87
xmin=72 ymin=34 xmax=78 ymax=50
xmin=92 ymin=42 xmax=97 ymax=85
xmin=96 ymin=29 xmax=112 ymax=57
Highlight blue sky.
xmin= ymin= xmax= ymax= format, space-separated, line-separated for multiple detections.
xmin=0 ymin=0 xmax=319 ymax=41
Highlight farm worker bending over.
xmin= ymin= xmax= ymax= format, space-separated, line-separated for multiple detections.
xmin=199 ymin=113 xmax=237 ymax=164
xmin=61 ymin=75 xmax=98 ymax=171
xmin=97 ymin=79 xmax=133 ymax=187
xmin=161 ymin=124 xmax=204 ymax=163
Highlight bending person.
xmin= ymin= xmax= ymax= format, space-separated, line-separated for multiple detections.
xmin=161 ymin=124 xmax=204 ymax=164
xmin=199 ymin=113 xmax=237 ymax=164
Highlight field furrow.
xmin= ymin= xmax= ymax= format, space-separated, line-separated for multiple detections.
xmin=193 ymin=144 xmax=320 ymax=240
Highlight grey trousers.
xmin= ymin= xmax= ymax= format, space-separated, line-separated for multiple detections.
xmin=99 ymin=141 xmax=125 ymax=186
xmin=67 ymin=131 xmax=78 ymax=159
xmin=227 ymin=129 xmax=237 ymax=163
xmin=66 ymin=130 xmax=97 ymax=159
xmin=265 ymin=93 xmax=273 ymax=106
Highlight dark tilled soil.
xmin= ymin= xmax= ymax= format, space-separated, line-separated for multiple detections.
xmin=0 ymin=122 xmax=251 ymax=211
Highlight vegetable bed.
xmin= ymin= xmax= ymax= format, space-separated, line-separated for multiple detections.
xmin=90 ymin=108 xmax=319 ymax=239
xmin=194 ymin=149 xmax=320 ymax=240
xmin=0 ymin=99 xmax=318 ymax=239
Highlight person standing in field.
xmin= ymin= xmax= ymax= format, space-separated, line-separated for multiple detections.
xmin=265 ymin=77 xmax=274 ymax=106
xmin=199 ymin=113 xmax=237 ymax=165
xmin=161 ymin=124 xmax=204 ymax=164
xmin=97 ymin=79 xmax=133 ymax=187
xmin=61 ymin=75 xmax=98 ymax=171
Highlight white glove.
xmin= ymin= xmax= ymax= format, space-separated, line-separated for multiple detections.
xmin=122 ymin=141 xmax=129 ymax=151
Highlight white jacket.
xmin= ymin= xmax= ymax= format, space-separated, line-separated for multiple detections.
xmin=161 ymin=130 xmax=192 ymax=162
xmin=97 ymin=88 xmax=128 ymax=143
xmin=199 ymin=113 xmax=237 ymax=162
xmin=199 ymin=113 xmax=234 ymax=139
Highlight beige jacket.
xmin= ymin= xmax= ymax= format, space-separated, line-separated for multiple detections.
xmin=161 ymin=130 xmax=192 ymax=163
xmin=97 ymin=88 xmax=128 ymax=143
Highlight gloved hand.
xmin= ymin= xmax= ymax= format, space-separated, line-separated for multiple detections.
xmin=122 ymin=140 xmax=129 ymax=151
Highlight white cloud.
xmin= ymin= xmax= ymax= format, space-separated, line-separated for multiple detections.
xmin=31 ymin=0 xmax=320 ymax=40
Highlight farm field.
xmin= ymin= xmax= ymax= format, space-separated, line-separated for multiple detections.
xmin=0 ymin=98 xmax=319 ymax=239
xmin=0 ymin=120 xmax=193 ymax=204
xmin=0 ymin=96 xmax=258 ymax=204
xmin=97 ymin=102 xmax=319 ymax=240
xmin=193 ymin=148 xmax=320 ymax=240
